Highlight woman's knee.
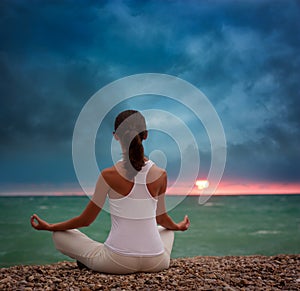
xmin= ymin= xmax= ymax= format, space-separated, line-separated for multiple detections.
xmin=158 ymin=228 xmax=174 ymax=254
xmin=158 ymin=226 xmax=174 ymax=238
xmin=52 ymin=231 xmax=65 ymax=250
xmin=52 ymin=230 xmax=77 ymax=251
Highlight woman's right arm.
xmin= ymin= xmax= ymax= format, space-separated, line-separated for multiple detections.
xmin=156 ymin=172 xmax=190 ymax=231
xmin=156 ymin=210 xmax=190 ymax=231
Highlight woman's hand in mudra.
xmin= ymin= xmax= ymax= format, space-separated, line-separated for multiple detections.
xmin=31 ymin=214 xmax=51 ymax=231
xmin=177 ymin=215 xmax=190 ymax=231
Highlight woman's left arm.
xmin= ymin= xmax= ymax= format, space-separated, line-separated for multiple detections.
xmin=31 ymin=172 xmax=110 ymax=231
xmin=31 ymin=200 xmax=101 ymax=231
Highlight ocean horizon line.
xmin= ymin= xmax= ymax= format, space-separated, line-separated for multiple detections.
xmin=0 ymin=193 xmax=299 ymax=198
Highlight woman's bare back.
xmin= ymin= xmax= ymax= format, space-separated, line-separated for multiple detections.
xmin=102 ymin=160 xmax=166 ymax=199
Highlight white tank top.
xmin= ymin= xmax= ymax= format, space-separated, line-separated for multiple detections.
xmin=104 ymin=160 xmax=165 ymax=256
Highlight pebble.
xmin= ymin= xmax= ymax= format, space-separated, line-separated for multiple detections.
xmin=0 ymin=255 xmax=299 ymax=290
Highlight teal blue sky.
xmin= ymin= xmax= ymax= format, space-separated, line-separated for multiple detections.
xmin=0 ymin=0 xmax=299 ymax=194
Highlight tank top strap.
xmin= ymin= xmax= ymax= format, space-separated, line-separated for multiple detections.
xmin=134 ymin=160 xmax=154 ymax=184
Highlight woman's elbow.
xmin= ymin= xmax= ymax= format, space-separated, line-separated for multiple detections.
xmin=78 ymin=216 xmax=93 ymax=227
xmin=82 ymin=220 xmax=91 ymax=227
xmin=156 ymin=214 xmax=165 ymax=225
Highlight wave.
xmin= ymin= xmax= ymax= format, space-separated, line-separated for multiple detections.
xmin=251 ymin=230 xmax=281 ymax=235
xmin=202 ymin=202 xmax=223 ymax=207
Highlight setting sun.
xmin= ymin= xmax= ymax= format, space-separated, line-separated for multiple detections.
xmin=195 ymin=180 xmax=209 ymax=190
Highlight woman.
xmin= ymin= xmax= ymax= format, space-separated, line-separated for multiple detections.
xmin=31 ymin=109 xmax=190 ymax=274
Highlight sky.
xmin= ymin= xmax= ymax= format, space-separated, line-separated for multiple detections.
xmin=0 ymin=0 xmax=300 ymax=195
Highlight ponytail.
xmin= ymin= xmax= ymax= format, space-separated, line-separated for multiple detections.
xmin=122 ymin=131 xmax=145 ymax=179
xmin=114 ymin=110 xmax=147 ymax=180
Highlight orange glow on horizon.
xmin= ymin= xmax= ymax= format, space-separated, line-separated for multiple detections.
xmin=214 ymin=181 xmax=300 ymax=195
xmin=1 ymin=181 xmax=300 ymax=196
xmin=167 ymin=180 xmax=300 ymax=195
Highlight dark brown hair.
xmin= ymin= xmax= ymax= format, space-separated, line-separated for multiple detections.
xmin=114 ymin=110 xmax=147 ymax=179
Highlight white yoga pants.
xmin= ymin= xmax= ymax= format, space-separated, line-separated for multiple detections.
xmin=52 ymin=227 xmax=174 ymax=274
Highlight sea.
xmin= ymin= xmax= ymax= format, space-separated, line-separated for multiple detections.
xmin=0 ymin=194 xmax=299 ymax=268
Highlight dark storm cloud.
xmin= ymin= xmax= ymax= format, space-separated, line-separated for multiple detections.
xmin=0 ymin=0 xmax=113 ymax=145
xmin=0 ymin=0 xmax=299 ymax=187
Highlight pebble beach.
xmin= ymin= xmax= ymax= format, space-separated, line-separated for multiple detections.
xmin=1 ymin=255 xmax=299 ymax=290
